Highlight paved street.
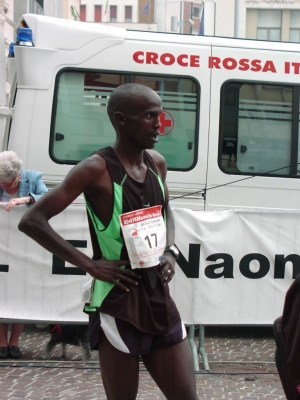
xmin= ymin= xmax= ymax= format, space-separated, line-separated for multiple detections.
xmin=0 ymin=324 xmax=285 ymax=399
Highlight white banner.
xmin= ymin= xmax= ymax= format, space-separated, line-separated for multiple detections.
xmin=0 ymin=204 xmax=296 ymax=324
xmin=0 ymin=204 xmax=91 ymax=323
xmin=171 ymin=208 xmax=296 ymax=325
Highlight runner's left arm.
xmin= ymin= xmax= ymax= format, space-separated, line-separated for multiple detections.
xmin=148 ymin=150 xmax=176 ymax=285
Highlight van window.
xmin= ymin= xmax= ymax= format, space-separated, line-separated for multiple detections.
xmin=50 ymin=70 xmax=199 ymax=170
xmin=220 ymin=82 xmax=298 ymax=177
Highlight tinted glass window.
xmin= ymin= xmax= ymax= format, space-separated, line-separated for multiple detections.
xmin=220 ymin=82 xmax=295 ymax=177
xmin=51 ymin=70 xmax=199 ymax=170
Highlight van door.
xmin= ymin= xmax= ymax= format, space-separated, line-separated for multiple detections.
xmin=117 ymin=35 xmax=212 ymax=211
xmin=206 ymin=39 xmax=300 ymax=211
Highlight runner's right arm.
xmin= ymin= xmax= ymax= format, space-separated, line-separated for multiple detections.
xmin=18 ymin=156 xmax=139 ymax=292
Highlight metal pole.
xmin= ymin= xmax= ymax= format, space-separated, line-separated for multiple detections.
xmin=234 ymin=0 xmax=240 ymax=38
xmin=190 ymin=0 xmax=193 ymax=34
xmin=180 ymin=0 xmax=182 ymax=34
xmin=203 ymin=0 xmax=215 ymax=36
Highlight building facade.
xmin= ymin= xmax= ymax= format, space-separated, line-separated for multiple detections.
xmin=78 ymin=0 xmax=203 ymax=35
xmin=166 ymin=0 xmax=203 ymax=35
xmin=44 ymin=0 xmax=81 ymax=20
xmin=0 ymin=0 xmax=14 ymax=104
xmin=165 ymin=0 xmax=300 ymax=41
xmin=214 ymin=0 xmax=300 ymax=41
xmin=78 ymin=0 xmax=157 ymax=31
xmin=243 ymin=0 xmax=300 ymax=42
xmin=0 ymin=0 xmax=14 ymax=56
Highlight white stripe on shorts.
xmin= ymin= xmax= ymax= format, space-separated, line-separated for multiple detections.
xmin=100 ymin=312 xmax=130 ymax=353
xmin=181 ymin=321 xmax=187 ymax=340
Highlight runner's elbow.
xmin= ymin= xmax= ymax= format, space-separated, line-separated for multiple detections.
xmin=18 ymin=210 xmax=36 ymax=234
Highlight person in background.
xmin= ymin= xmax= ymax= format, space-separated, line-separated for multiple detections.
xmin=0 ymin=150 xmax=48 ymax=359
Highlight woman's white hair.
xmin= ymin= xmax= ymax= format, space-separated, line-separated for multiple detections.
xmin=0 ymin=151 xmax=23 ymax=182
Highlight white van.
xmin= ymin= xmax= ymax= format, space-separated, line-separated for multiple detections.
xmin=2 ymin=14 xmax=300 ymax=334
xmin=2 ymin=13 xmax=300 ymax=212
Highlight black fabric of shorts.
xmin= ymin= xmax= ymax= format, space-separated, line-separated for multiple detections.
xmin=89 ymin=312 xmax=186 ymax=355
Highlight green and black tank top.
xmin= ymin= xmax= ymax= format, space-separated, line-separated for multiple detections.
xmin=84 ymin=146 xmax=180 ymax=335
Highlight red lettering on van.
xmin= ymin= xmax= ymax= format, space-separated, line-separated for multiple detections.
xmin=160 ymin=53 xmax=175 ymax=66
xmin=284 ymin=62 xmax=300 ymax=74
xmin=223 ymin=58 xmax=237 ymax=70
xmin=262 ymin=61 xmax=276 ymax=73
xmin=292 ymin=62 xmax=300 ymax=74
xmin=209 ymin=57 xmax=276 ymax=73
xmin=250 ymin=60 xmax=261 ymax=72
xmin=133 ymin=52 xmax=200 ymax=67
xmin=133 ymin=51 xmax=144 ymax=64
xmin=285 ymin=62 xmax=290 ymax=74
xmin=190 ymin=55 xmax=200 ymax=67
xmin=239 ymin=59 xmax=250 ymax=71
xmin=146 ymin=52 xmax=159 ymax=64
xmin=208 ymin=57 xmax=221 ymax=69
xmin=178 ymin=54 xmax=188 ymax=67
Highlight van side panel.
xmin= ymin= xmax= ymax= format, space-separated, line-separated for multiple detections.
xmin=206 ymin=45 xmax=300 ymax=211
xmin=9 ymin=35 xmax=211 ymax=209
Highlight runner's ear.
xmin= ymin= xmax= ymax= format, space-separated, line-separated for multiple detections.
xmin=115 ymin=111 xmax=126 ymax=126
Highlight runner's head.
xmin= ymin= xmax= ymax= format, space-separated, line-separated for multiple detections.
xmin=107 ymin=84 xmax=163 ymax=150
xmin=107 ymin=84 xmax=160 ymax=124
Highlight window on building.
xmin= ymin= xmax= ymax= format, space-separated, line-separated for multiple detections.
xmin=50 ymin=70 xmax=199 ymax=171
xmin=219 ymin=81 xmax=300 ymax=177
xmin=192 ymin=7 xmax=200 ymax=18
xmin=110 ymin=5 xmax=117 ymax=22
xmin=257 ymin=10 xmax=281 ymax=41
xmin=290 ymin=10 xmax=300 ymax=43
xmin=80 ymin=5 xmax=86 ymax=22
xmin=125 ymin=6 xmax=132 ymax=23
xmin=95 ymin=5 xmax=102 ymax=22
xmin=29 ymin=0 xmax=43 ymax=15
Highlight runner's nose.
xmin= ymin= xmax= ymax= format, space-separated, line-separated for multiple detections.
xmin=156 ymin=115 xmax=162 ymax=129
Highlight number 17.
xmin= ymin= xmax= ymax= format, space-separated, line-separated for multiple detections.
xmin=145 ymin=233 xmax=157 ymax=248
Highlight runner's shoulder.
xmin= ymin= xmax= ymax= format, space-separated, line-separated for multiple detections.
xmin=146 ymin=150 xmax=167 ymax=176
xmin=146 ymin=149 xmax=166 ymax=165
xmin=77 ymin=153 xmax=107 ymax=174
xmin=65 ymin=154 xmax=107 ymax=188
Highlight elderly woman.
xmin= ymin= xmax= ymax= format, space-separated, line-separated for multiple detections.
xmin=0 ymin=151 xmax=48 ymax=359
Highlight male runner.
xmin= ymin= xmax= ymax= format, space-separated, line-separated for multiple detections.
xmin=19 ymin=83 xmax=198 ymax=400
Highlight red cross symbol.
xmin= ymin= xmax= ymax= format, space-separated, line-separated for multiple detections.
xmin=159 ymin=111 xmax=174 ymax=136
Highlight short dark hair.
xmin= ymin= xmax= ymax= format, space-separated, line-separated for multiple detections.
xmin=107 ymin=83 xmax=155 ymax=125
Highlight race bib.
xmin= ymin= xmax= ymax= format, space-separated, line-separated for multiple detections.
xmin=119 ymin=205 xmax=166 ymax=269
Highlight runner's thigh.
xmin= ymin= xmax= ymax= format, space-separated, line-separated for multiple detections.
xmin=142 ymin=338 xmax=199 ymax=400
xmin=98 ymin=334 xmax=140 ymax=400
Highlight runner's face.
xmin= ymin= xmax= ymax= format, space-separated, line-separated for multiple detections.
xmin=125 ymin=92 xmax=163 ymax=149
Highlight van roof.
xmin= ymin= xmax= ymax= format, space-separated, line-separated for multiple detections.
xmin=23 ymin=13 xmax=300 ymax=53
xmin=23 ymin=14 xmax=127 ymax=50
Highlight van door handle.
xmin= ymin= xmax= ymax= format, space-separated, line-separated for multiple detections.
xmin=55 ymin=133 xmax=64 ymax=141
xmin=241 ymin=145 xmax=247 ymax=153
